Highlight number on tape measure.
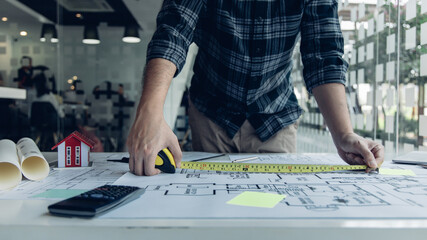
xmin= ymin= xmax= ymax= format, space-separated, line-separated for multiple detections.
xmin=180 ymin=162 xmax=367 ymax=173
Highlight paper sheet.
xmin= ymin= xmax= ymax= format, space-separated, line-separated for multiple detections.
xmin=367 ymin=91 xmax=373 ymax=106
xmin=379 ymin=168 xmax=415 ymax=176
xmin=386 ymin=115 xmax=394 ymax=133
xmin=358 ymin=25 xmax=365 ymax=41
xmin=102 ymin=159 xmax=427 ymax=219
xmin=423 ymin=0 xmax=427 ymax=14
xmin=375 ymin=89 xmax=382 ymax=106
xmin=386 ymin=61 xmax=395 ymax=81
xmin=358 ymin=3 xmax=365 ymax=19
xmin=358 ymin=46 xmax=365 ymax=63
xmin=405 ymin=27 xmax=416 ymax=50
xmin=366 ymin=42 xmax=374 ymax=60
xmin=351 ymin=7 xmax=357 ymax=22
xmin=0 ymin=140 xmax=22 ymax=190
xmin=357 ymin=68 xmax=364 ymax=84
xmin=377 ymin=13 xmax=384 ymax=33
xmin=376 ymin=64 xmax=383 ymax=82
xmin=387 ymin=34 xmax=395 ymax=54
xmin=421 ymin=54 xmax=427 ymax=77
xmin=421 ymin=22 xmax=427 ymax=46
xmin=406 ymin=0 xmax=416 ymax=21
xmin=227 ymin=192 xmax=286 ymax=208
xmin=405 ymin=87 xmax=415 ymax=107
xmin=386 ymin=88 xmax=395 ymax=107
xmin=367 ymin=18 xmax=374 ymax=37
xmin=420 ymin=115 xmax=427 ymax=137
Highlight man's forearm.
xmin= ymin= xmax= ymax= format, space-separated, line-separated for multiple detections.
xmin=312 ymin=83 xmax=353 ymax=143
xmin=138 ymin=58 xmax=177 ymax=115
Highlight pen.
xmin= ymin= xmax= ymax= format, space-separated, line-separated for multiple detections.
xmin=231 ymin=156 xmax=259 ymax=163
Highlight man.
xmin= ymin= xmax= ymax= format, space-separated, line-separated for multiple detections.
xmin=127 ymin=0 xmax=384 ymax=176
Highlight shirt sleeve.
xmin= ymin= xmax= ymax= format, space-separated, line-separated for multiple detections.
xmin=300 ymin=0 xmax=348 ymax=94
xmin=147 ymin=0 xmax=204 ymax=77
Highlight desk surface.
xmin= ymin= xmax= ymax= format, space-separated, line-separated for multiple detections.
xmin=0 ymin=86 xmax=26 ymax=100
xmin=1 ymin=152 xmax=427 ymax=240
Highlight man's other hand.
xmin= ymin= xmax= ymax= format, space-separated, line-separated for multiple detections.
xmin=335 ymin=132 xmax=384 ymax=172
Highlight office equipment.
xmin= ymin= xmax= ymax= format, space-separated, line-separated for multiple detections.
xmin=392 ymin=151 xmax=427 ymax=165
xmin=231 ymin=156 xmax=259 ymax=163
xmin=0 ymin=138 xmax=49 ymax=190
xmin=180 ymin=162 xmax=366 ymax=173
xmin=48 ymin=185 xmax=144 ymax=217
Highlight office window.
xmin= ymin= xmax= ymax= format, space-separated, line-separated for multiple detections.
xmin=75 ymin=146 xmax=80 ymax=165
xmin=66 ymin=146 xmax=71 ymax=166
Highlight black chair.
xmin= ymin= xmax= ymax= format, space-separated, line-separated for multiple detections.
xmin=30 ymin=101 xmax=59 ymax=151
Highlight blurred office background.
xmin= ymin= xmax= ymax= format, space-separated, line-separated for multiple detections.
xmin=0 ymin=0 xmax=425 ymax=157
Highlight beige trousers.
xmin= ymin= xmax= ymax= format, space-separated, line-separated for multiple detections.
xmin=188 ymin=100 xmax=297 ymax=153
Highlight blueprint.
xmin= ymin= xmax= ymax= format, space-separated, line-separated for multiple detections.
xmin=0 ymin=159 xmax=129 ymax=200
xmin=102 ymin=156 xmax=427 ymax=219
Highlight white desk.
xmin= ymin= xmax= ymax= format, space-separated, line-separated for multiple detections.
xmin=1 ymin=152 xmax=427 ymax=240
xmin=0 ymin=86 xmax=26 ymax=99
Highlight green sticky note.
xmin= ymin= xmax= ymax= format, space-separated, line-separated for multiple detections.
xmin=31 ymin=189 xmax=87 ymax=199
xmin=227 ymin=191 xmax=286 ymax=208
xmin=379 ymin=168 xmax=416 ymax=176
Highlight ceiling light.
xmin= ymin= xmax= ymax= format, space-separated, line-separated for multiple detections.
xmin=83 ymin=25 xmax=100 ymax=44
xmin=76 ymin=13 xmax=82 ymax=18
xmin=40 ymin=23 xmax=58 ymax=43
xmin=2 ymin=17 xmax=7 ymax=22
xmin=122 ymin=25 xmax=140 ymax=43
xmin=20 ymin=31 xmax=27 ymax=36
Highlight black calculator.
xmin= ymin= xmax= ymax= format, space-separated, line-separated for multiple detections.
xmin=48 ymin=185 xmax=145 ymax=218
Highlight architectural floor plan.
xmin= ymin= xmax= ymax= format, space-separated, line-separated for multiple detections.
xmin=103 ymin=158 xmax=427 ymax=219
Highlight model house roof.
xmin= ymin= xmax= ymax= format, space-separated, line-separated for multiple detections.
xmin=51 ymin=131 xmax=95 ymax=150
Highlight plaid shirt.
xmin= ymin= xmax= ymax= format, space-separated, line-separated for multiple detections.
xmin=147 ymin=0 xmax=347 ymax=141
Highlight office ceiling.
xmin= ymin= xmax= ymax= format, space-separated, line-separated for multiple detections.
xmin=17 ymin=0 xmax=139 ymax=27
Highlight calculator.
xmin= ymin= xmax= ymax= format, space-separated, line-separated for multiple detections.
xmin=48 ymin=185 xmax=145 ymax=217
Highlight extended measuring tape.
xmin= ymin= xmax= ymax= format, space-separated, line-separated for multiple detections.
xmin=155 ymin=149 xmax=367 ymax=174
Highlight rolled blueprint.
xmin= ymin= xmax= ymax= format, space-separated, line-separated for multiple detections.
xmin=0 ymin=139 xmax=22 ymax=190
xmin=16 ymin=138 xmax=50 ymax=181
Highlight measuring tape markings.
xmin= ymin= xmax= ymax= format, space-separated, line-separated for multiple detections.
xmin=180 ymin=162 xmax=367 ymax=173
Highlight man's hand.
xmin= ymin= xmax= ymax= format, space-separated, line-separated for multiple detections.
xmin=312 ymin=83 xmax=384 ymax=172
xmin=126 ymin=58 xmax=182 ymax=176
xmin=334 ymin=132 xmax=384 ymax=171
xmin=126 ymin=110 xmax=182 ymax=176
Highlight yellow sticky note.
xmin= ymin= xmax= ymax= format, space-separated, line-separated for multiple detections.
xmin=379 ymin=168 xmax=416 ymax=176
xmin=227 ymin=191 xmax=286 ymax=208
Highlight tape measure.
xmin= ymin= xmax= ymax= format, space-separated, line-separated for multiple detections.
xmin=155 ymin=149 xmax=367 ymax=173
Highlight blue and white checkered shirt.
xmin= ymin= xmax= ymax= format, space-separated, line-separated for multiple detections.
xmin=147 ymin=0 xmax=348 ymax=141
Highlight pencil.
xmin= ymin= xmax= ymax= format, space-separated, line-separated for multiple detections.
xmin=231 ymin=156 xmax=259 ymax=163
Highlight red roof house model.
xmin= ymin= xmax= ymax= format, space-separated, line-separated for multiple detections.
xmin=52 ymin=131 xmax=95 ymax=168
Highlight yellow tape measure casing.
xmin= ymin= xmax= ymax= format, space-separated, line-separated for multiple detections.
xmin=155 ymin=148 xmax=176 ymax=173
